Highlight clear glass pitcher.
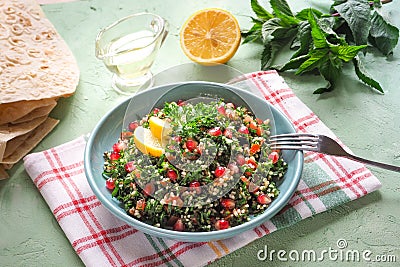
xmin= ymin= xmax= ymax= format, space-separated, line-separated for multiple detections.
xmin=95 ymin=13 xmax=169 ymax=95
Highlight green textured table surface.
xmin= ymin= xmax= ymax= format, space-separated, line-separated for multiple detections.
xmin=1 ymin=0 xmax=399 ymax=266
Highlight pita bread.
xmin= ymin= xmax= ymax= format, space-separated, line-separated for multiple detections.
xmin=11 ymin=99 xmax=57 ymax=124
xmin=0 ymin=98 xmax=57 ymax=125
xmin=2 ymin=163 xmax=13 ymax=170
xmin=0 ymin=164 xmax=9 ymax=180
xmin=0 ymin=0 xmax=80 ymax=104
xmin=0 ymin=115 xmax=48 ymax=141
xmin=1 ymin=117 xmax=59 ymax=164
xmin=0 ymin=115 xmax=48 ymax=160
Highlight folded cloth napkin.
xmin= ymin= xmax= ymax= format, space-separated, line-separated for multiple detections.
xmin=23 ymin=70 xmax=381 ymax=267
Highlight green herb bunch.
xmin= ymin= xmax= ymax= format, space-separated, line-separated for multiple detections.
xmin=242 ymin=0 xmax=399 ymax=93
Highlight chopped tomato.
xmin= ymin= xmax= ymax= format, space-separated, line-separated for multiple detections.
xmin=136 ymin=199 xmax=146 ymax=210
xmin=256 ymin=126 xmax=263 ymax=136
xmin=215 ymin=219 xmax=229 ymax=230
xmin=250 ymin=143 xmax=261 ymax=155
xmin=246 ymin=158 xmax=258 ymax=170
xmin=248 ymin=121 xmax=258 ymax=130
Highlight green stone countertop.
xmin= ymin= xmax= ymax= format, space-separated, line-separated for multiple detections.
xmin=1 ymin=0 xmax=399 ymax=266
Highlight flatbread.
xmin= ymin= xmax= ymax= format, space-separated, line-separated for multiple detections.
xmin=0 ymin=0 xmax=80 ymax=104
xmin=0 ymin=115 xmax=48 ymax=159
xmin=2 ymin=163 xmax=13 ymax=170
xmin=0 ymin=115 xmax=47 ymax=141
xmin=0 ymin=98 xmax=57 ymax=124
xmin=0 ymin=164 xmax=9 ymax=180
xmin=11 ymin=99 xmax=57 ymax=124
xmin=3 ymin=131 xmax=32 ymax=159
xmin=1 ymin=117 xmax=59 ymax=164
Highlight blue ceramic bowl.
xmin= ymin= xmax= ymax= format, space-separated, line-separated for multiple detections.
xmin=84 ymin=81 xmax=303 ymax=242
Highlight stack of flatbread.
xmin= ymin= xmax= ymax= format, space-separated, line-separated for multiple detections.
xmin=0 ymin=0 xmax=80 ymax=179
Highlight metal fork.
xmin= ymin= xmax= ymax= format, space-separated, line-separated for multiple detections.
xmin=269 ymin=133 xmax=400 ymax=173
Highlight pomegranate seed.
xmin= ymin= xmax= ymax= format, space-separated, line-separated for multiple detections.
xmin=220 ymin=199 xmax=235 ymax=210
xmin=112 ymin=142 xmax=126 ymax=153
xmin=189 ymin=181 xmax=201 ymax=194
xmin=128 ymin=121 xmax=139 ymax=132
xmin=208 ymin=127 xmax=222 ymax=136
xmin=223 ymin=128 xmax=233 ymax=139
xmin=257 ymin=193 xmax=271 ymax=205
xmin=173 ymin=219 xmax=185 ymax=231
xmin=106 ymin=178 xmax=115 ymax=190
xmin=217 ymin=105 xmax=226 ymax=115
xmin=110 ymin=151 xmax=120 ymax=161
xmin=214 ymin=166 xmax=226 ymax=178
xmin=153 ymin=108 xmax=160 ymax=114
xmin=268 ymin=151 xmax=279 ymax=164
xmin=172 ymin=135 xmax=182 ymax=143
xmin=125 ymin=161 xmax=135 ymax=173
xmin=236 ymin=154 xmax=246 ymax=166
xmin=238 ymin=125 xmax=249 ymax=134
xmin=143 ymin=183 xmax=155 ymax=196
xmin=185 ymin=139 xmax=198 ymax=152
xmin=189 ymin=181 xmax=201 ymax=187
xmin=166 ymin=169 xmax=178 ymax=181
xmin=215 ymin=219 xmax=229 ymax=230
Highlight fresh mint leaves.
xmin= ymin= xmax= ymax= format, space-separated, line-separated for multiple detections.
xmin=243 ymin=0 xmax=399 ymax=94
xmin=333 ymin=0 xmax=371 ymax=45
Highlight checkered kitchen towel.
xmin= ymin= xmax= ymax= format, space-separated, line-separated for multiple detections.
xmin=23 ymin=70 xmax=381 ymax=267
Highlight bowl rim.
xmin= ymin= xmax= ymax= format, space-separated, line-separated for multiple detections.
xmin=84 ymin=81 xmax=303 ymax=241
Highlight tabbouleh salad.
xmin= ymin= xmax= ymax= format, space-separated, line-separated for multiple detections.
xmin=103 ymin=99 xmax=287 ymax=232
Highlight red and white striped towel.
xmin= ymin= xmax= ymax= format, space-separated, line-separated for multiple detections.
xmin=23 ymin=71 xmax=381 ymax=267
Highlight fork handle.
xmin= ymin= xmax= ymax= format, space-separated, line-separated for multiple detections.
xmin=346 ymin=154 xmax=400 ymax=173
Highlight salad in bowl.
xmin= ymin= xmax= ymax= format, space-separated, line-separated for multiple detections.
xmin=84 ymin=81 xmax=303 ymax=241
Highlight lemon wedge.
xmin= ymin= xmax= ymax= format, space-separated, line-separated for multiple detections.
xmin=148 ymin=116 xmax=172 ymax=143
xmin=133 ymin=126 xmax=164 ymax=157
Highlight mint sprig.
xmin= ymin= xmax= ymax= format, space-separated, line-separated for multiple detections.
xmin=242 ymin=0 xmax=399 ymax=94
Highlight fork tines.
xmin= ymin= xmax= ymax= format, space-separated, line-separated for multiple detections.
xmin=269 ymin=133 xmax=319 ymax=151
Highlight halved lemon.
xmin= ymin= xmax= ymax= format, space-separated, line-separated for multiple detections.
xmin=180 ymin=8 xmax=241 ymax=65
xmin=133 ymin=126 xmax=164 ymax=157
xmin=148 ymin=116 xmax=171 ymax=142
